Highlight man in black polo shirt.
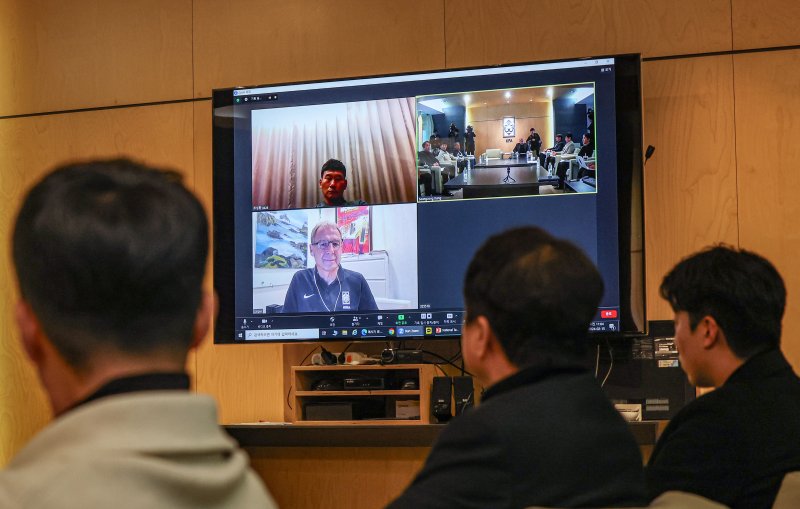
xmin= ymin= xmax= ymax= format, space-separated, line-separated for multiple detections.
xmin=647 ymin=245 xmax=800 ymax=509
xmin=282 ymin=221 xmax=377 ymax=313
xmin=387 ymin=227 xmax=646 ymax=509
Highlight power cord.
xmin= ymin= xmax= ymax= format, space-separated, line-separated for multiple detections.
xmin=286 ymin=345 xmax=321 ymax=411
xmin=600 ymin=343 xmax=614 ymax=387
xmin=421 ymin=350 xmax=476 ymax=377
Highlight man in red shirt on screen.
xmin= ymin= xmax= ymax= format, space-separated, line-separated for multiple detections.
xmin=316 ymin=158 xmax=367 ymax=207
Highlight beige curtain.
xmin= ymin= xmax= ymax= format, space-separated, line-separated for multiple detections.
xmin=252 ymin=97 xmax=417 ymax=209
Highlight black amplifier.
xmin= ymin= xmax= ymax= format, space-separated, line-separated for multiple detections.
xmin=343 ymin=377 xmax=385 ymax=390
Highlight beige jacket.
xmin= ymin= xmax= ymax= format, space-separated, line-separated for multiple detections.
xmin=0 ymin=392 xmax=277 ymax=509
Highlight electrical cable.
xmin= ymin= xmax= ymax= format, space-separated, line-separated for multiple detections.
xmin=421 ymin=349 xmax=476 ymax=377
xmin=432 ymin=363 xmax=448 ymax=377
xmin=594 ymin=344 xmax=600 ymax=378
xmin=601 ymin=343 xmax=614 ymax=387
xmin=287 ymin=345 xmax=321 ymax=410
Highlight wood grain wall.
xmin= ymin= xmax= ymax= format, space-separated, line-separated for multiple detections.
xmin=2 ymin=1 xmax=800 ymax=506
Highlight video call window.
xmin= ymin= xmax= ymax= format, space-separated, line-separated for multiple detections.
xmin=252 ymin=203 xmax=419 ymax=314
xmin=251 ymin=99 xmax=418 ymax=210
xmin=415 ymin=83 xmax=597 ymax=202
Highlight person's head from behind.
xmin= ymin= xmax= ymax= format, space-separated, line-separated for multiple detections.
xmin=660 ymin=245 xmax=785 ymax=388
xmin=462 ymin=227 xmax=603 ymax=386
xmin=13 ymin=158 xmax=211 ymax=414
xmin=319 ymin=159 xmax=348 ymax=205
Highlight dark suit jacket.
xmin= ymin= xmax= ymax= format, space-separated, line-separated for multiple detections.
xmin=418 ymin=150 xmax=439 ymax=167
xmin=387 ymin=362 xmax=647 ymax=509
xmin=647 ymin=349 xmax=800 ymax=509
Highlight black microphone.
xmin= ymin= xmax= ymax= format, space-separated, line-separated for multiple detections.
xmin=644 ymin=145 xmax=656 ymax=165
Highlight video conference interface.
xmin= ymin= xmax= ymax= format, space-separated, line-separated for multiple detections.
xmin=220 ymin=57 xmax=627 ymax=343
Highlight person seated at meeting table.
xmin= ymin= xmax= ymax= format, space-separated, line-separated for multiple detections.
xmin=0 ymin=159 xmax=277 ymax=509
xmin=418 ymin=140 xmax=441 ymax=168
xmin=527 ymin=127 xmax=542 ymax=157
xmin=555 ymin=132 xmax=594 ymax=189
xmin=418 ymin=141 xmax=444 ymax=195
xmin=647 ymin=245 xmax=800 ymax=509
xmin=451 ymin=142 xmax=468 ymax=170
xmin=543 ymin=132 xmax=575 ymax=171
xmin=316 ymin=158 xmax=367 ymax=208
xmin=513 ymin=137 xmax=529 ymax=156
xmin=436 ymin=142 xmax=458 ymax=176
xmin=538 ymin=133 xmax=566 ymax=169
xmin=282 ymin=221 xmax=377 ymax=313
xmin=387 ymin=227 xmax=647 ymax=509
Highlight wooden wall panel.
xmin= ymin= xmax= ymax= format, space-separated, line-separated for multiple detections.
xmin=641 ymin=56 xmax=739 ymax=320
xmin=192 ymin=100 xmax=286 ymax=423
xmin=732 ymin=49 xmax=800 ymax=370
xmin=248 ymin=446 xmax=429 ymax=509
xmin=444 ymin=0 xmax=732 ymax=69
xmin=0 ymin=0 xmax=193 ymax=117
xmin=0 ymin=102 xmax=194 ymax=464
xmin=192 ymin=0 xmax=446 ymax=97
xmin=732 ymin=0 xmax=800 ymax=50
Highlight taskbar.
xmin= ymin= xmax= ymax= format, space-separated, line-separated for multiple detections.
xmin=235 ymin=310 xmax=464 ymax=341
xmin=233 ymin=308 xmax=624 ymax=341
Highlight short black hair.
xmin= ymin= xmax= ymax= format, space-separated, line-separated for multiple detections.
xmin=320 ymin=159 xmax=347 ymax=179
xmin=660 ymin=245 xmax=786 ymax=358
xmin=556 ymin=133 xmax=563 ymax=138
xmin=463 ymin=227 xmax=603 ymax=365
xmin=565 ymin=133 xmax=573 ymax=140
xmin=12 ymin=158 xmax=209 ymax=371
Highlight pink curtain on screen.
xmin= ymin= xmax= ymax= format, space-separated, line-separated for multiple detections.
xmin=251 ymin=97 xmax=417 ymax=210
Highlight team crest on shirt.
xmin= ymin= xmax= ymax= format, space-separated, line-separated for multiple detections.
xmin=342 ymin=291 xmax=351 ymax=305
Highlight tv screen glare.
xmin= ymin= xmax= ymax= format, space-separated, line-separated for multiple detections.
xmin=212 ymin=54 xmax=645 ymax=344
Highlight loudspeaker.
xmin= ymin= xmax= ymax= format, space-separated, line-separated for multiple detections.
xmin=453 ymin=376 xmax=474 ymax=416
xmin=430 ymin=376 xmax=452 ymax=423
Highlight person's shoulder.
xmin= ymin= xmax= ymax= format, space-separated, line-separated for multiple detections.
xmin=289 ymin=268 xmax=314 ymax=283
xmin=345 ymin=199 xmax=368 ymax=206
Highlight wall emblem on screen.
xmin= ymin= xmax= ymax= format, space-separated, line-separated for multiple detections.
xmin=502 ymin=116 xmax=515 ymax=138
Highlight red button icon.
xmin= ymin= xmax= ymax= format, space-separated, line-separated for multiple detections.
xmin=600 ymin=309 xmax=618 ymax=319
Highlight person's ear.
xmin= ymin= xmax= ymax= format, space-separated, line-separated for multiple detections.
xmin=700 ymin=315 xmax=721 ymax=350
xmin=465 ymin=315 xmax=494 ymax=361
xmin=190 ymin=291 xmax=216 ymax=350
xmin=14 ymin=300 xmax=45 ymax=365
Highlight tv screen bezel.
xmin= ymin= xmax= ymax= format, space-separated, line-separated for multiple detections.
xmin=211 ymin=53 xmax=647 ymax=344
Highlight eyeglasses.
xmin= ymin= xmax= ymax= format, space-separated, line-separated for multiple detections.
xmin=312 ymin=240 xmax=342 ymax=250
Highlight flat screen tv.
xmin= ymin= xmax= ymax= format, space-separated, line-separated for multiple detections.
xmin=212 ymin=54 xmax=645 ymax=344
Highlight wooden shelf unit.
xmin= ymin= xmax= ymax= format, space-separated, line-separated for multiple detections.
xmin=291 ymin=364 xmax=436 ymax=425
